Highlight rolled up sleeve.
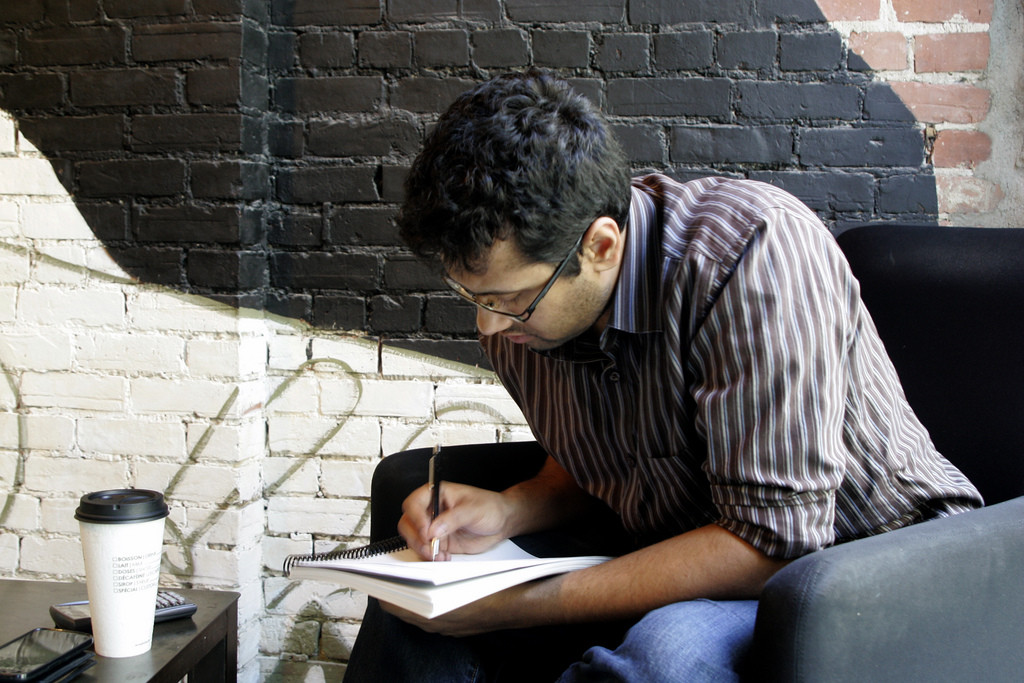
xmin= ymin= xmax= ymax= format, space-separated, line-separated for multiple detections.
xmin=689 ymin=208 xmax=856 ymax=559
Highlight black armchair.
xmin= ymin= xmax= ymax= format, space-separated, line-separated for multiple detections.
xmin=751 ymin=225 xmax=1024 ymax=681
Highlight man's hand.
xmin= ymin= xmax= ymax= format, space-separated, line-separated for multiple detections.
xmin=396 ymin=454 xmax=598 ymax=561
xmin=398 ymin=482 xmax=516 ymax=560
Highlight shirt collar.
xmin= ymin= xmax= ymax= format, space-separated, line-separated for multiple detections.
xmin=540 ymin=177 xmax=665 ymax=362
xmin=605 ymin=178 xmax=663 ymax=336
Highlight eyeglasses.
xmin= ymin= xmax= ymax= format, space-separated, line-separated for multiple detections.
xmin=442 ymin=232 xmax=585 ymax=323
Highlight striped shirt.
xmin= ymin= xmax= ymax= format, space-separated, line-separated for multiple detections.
xmin=483 ymin=175 xmax=982 ymax=559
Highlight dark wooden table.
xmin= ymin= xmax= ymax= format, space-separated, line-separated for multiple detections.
xmin=0 ymin=579 xmax=239 ymax=682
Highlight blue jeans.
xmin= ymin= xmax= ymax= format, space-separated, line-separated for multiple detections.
xmin=344 ymin=598 xmax=758 ymax=682
xmin=558 ymin=599 xmax=758 ymax=682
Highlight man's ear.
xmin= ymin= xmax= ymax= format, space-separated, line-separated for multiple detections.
xmin=582 ymin=216 xmax=625 ymax=273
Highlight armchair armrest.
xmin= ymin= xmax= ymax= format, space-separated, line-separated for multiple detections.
xmin=750 ymin=497 xmax=1024 ymax=682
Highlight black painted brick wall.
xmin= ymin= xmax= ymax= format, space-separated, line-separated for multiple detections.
xmin=0 ymin=0 xmax=935 ymax=366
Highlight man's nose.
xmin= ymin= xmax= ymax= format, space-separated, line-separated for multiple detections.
xmin=476 ymin=307 xmax=514 ymax=336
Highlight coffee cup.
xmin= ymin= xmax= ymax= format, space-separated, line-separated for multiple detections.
xmin=76 ymin=489 xmax=169 ymax=658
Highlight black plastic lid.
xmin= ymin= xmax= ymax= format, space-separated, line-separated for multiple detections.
xmin=75 ymin=489 xmax=169 ymax=524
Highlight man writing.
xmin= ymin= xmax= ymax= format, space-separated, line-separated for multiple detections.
xmin=343 ymin=70 xmax=981 ymax=681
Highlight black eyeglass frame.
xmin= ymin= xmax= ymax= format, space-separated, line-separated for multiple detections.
xmin=442 ymin=232 xmax=586 ymax=323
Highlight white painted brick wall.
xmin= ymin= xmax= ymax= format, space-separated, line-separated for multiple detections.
xmin=190 ymin=545 xmax=262 ymax=585
xmin=0 ymin=286 xmax=17 ymax=321
xmin=263 ymin=576 xmax=367 ymax=622
xmin=267 ymin=334 xmax=308 ymax=370
xmin=185 ymin=502 xmax=266 ymax=547
xmin=128 ymin=291 xmax=248 ymax=334
xmin=267 ymin=414 xmax=381 ymax=458
xmin=0 ymin=158 xmax=69 ymax=196
xmin=309 ymin=337 xmax=378 ymax=375
xmin=263 ymin=457 xmax=320 ymax=496
xmin=187 ymin=419 xmax=265 ymax=464
xmin=20 ymin=535 xmax=85 ymax=575
xmin=0 ymin=331 xmax=73 ymax=370
xmin=77 ymin=416 xmax=187 ymax=459
xmin=129 ymin=377 xmax=246 ymax=418
xmin=435 ymin=381 xmax=528 ymax=424
xmin=75 ymin=332 xmax=184 ymax=374
xmin=379 ymin=343 xmax=491 ymax=380
xmin=23 ymin=455 xmax=130 ymax=493
xmin=0 ymin=533 xmax=17 ymax=572
xmin=0 ymin=109 xmax=528 ymax=683
xmin=19 ymin=287 xmax=126 ymax=328
xmin=349 ymin=379 xmax=435 ymax=419
xmin=0 ymin=114 xmax=14 ymax=154
xmin=3 ymin=413 xmax=75 ymax=450
xmin=1 ymin=492 xmax=39 ymax=531
xmin=262 ymin=536 xmax=311 ymax=574
xmin=137 ymin=461 xmax=263 ymax=504
xmin=266 ymin=497 xmax=370 ymax=537
xmin=319 ymin=459 xmax=376 ymax=499
xmin=0 ymin=452 xmax=15 ymax=487
xmin=266 ymin=375 xmax=320 ymax=414
xmin=20 ymin=372 xmax=127 ymax=411
xmin=40 ymin=498 xmax=81 ymax=534
xmin=22 ymin=202 xmax=95 ymax=240
xmin=34 ymin=245 xmax=89 ymax=285
xmin=186 ymin=336 xmax=267 ymax=380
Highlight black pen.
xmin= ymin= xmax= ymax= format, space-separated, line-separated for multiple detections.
xmin=429 ymin=444 xmax=441 ymax=560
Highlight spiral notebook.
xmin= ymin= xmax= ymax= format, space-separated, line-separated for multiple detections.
xmin=284 ymin=536 xmax=611 ymax=619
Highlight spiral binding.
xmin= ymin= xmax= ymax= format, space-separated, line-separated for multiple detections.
xmin=283 ymin=535 xmax=409 ymax=574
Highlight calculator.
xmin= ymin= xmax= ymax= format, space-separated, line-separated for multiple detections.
xmin=49 ymin=591 xmax=197 ymax=632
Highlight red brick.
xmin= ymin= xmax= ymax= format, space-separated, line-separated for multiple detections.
xmin=815 ymin=0 xmax=880 ymax=20
xmin=937 ymin=175 xmax=1003 ymax=214
xmin=931 ymin=130 xmax=991 ymax=168
xmin=848 ymin=32 xmax=908 ymax=71
xmin=890 ymin=81 xmax=990 ymax=124
xmin=915 ymin=33 xmax=990 ymax=72
xmin=892 ymin=0 xmax=992 ymax=23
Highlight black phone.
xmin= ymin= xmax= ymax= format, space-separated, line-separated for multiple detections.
xmin=0 ymin=628 xmax=93 ymax=682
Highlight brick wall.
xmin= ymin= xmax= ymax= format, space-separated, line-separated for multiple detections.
xmin=2 ymin=0 xmax=1018 ymax=365
xmin=1 ymin=0 xmax=1021 ymax=680
xmin=821 ymin=0 xmax=1012 ymax=221
xmin=0 ymin=111 xmax=530 ymax=679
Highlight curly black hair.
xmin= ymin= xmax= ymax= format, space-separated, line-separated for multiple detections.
xmin=398 ymin=70 xmax=631 ymax=275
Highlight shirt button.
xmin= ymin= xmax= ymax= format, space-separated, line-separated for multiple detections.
xmin=608 ymin=371 xmax=620 ymax=382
